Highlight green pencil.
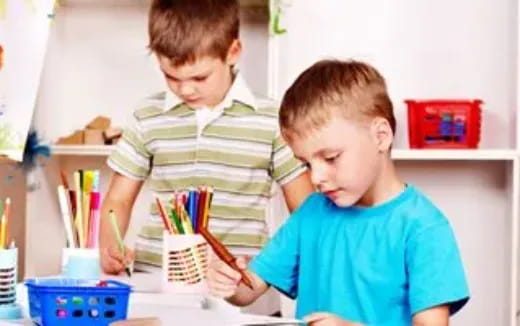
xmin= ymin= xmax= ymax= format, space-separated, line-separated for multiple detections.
xmin=108 ymin=210 xmax=132 ymax=277
xmin=170 ymin=208 xmax=184 ymax=234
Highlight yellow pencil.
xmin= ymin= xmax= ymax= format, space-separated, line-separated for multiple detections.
xmin=108 ymin=210 xmax=132 ymax=277
xmin=0 ymin=198 xmax=10 ymax=249
xmin=83 ymin=171 xmax=94 ymax=244
xmin=180 ymin=206 xmax=194 ymax=234
xmin=202 ymin=187 xmax=211 ymax=229
xmin=74 ymin=172 xmax=85 ymax=248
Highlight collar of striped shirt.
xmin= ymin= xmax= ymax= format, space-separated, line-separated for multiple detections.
xmin=163 ymin=71 xmax=257 ymax=115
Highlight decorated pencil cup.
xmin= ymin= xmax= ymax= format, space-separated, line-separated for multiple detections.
xmin=0 ymin=248 xmax=21 ymax=319
xmin=162 ymin=231 xmax=209 ymax=293
xmin=62 ymin=248 xmax=101 ymax=280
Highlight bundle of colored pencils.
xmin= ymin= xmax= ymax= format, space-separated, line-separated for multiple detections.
xmin=155 ymin=187 xmax=213 ymax=235
xmin=0 ymin=197 xmax=13 ymax=249
xmin=57 ymin=169 xmax=102 ymax=249
xmin=156 ymin=187 xmax=254 ymax=290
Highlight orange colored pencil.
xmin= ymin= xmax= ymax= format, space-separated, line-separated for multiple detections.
xmin=155 ymin=197 xmax=175 ymax=234
xmin=0 ymin=198 xmax=9 ymax=249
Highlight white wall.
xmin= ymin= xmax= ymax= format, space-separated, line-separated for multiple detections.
xmin=277 ymin=0 xmax=517 ymax=149
xmin=35 ymin=2 xmax=270 ymax=142
xmin=34 ymin=2 xmax=163 ymax=142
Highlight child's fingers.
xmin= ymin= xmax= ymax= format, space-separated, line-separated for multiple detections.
xmin=214 ymin=268 xmax=240 ymax=285
xmin=235 ymin=256 xmax=248 ymax=270
xmin=209 ymin=259 xmax=242 ymax=282
xmin=104 ymin=259 xmax=124 ymax=275
xmin=107 ymin=246 xmax=124 ymax=261
xmin=100 ymin=249 xmax=125 ymax=274
xmin=207 ymin=266 xmax=240 ymax=287
xmin=100 ymin=246 xmax=131 ymax=274
xmin=304 ymin=312 xmax=334 ymax=323
xmin=206 ymin=260 xmax=242 ymax=298
xmin=123 ymin=247 xmax=135 ymax=265
xmin=208 ymin=282 xmax=238 ymax=299
xmin=207 ymin=271 xmax=239 ymax=298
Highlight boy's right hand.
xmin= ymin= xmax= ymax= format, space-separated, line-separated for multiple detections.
xmin=100 ymin=245 xmax=135 ymax=275
xmin=206 ymin=256 xmax=248 ymax=299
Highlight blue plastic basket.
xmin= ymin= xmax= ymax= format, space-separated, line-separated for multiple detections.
xmin=25 ymin=278 xmax=131 ymax=326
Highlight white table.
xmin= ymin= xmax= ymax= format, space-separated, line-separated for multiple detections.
xmin=6 ymin=273 xmax=302 ymax=325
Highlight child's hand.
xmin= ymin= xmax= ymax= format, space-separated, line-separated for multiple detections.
xmin=206 ymin=256 xmax=248 ymax=299
xmin=100 ymin=245 xmax=134 ymax=275
xmin=304 ymin=313 xmax=364 ymax=326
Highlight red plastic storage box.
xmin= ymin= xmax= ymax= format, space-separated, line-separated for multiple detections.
xmin=405 ymin=99 xmax=482 ymax=149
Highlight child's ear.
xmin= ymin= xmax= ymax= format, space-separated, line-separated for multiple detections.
xmin=226 ymin=39 xmax=242 ymax=66
xmin=371 ymin=117 xmax=393 ymax=152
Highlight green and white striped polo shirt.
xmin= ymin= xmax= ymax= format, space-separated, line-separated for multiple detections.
xmin=107 ymin=82 xmax=306 ymax=266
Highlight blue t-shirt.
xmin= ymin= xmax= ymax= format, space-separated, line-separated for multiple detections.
xmin=250 ymin=185 xmax=469 ymax=325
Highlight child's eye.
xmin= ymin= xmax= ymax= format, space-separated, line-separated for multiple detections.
xmin=325 ymin=154 xmax=340 ymax=163
xmin=193 ymin=76 xmax=207 ymax=82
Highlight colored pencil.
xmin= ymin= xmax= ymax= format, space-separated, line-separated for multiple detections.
xmin=199 ymin=227 xmax=253 ymax=290
xmin=108 ymin=210 xmax=132 ymax=277
xmin=73 ymin=172 xmax=85 ymax=247
xmin=58 ymin=185 xmax=76 ymax=248
xmin=155 ymin=197 xmax=175 ymax=234
xmin=0 ymin=198 xmax=10 ymax=249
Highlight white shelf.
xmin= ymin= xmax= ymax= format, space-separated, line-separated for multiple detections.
xmin=50 ymin=145 xmax=518 ymax=161
xmin=51 ymin=145 xmax=115 ymax=156
xmin=392 ymin=149 xmax=518 ymax=161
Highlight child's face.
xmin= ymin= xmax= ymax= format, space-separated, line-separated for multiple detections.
xmin=289 ymin=113 xmax=393 ymax=207
xmin=157 ymin=40 xmax=241 ymax=108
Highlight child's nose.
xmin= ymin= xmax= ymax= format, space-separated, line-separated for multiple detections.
xmin=310 ymin=166 xmax=326 ymax=187
xmin=179 ymin=84 xmax=196 ymax=97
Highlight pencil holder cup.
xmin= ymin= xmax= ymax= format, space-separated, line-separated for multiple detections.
xmin=0 ymin=248 xmax=22 ymax=319
xmin=162 ymin=231 xmax=209 ymax=294
xmin=62 ymin=248 xmax=101 ymax=280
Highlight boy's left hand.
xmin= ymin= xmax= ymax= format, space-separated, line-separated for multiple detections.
xmin=304 ymin=313 xmax=364 ymax=326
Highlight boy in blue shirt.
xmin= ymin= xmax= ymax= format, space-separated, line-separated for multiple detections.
xmin=206 ymin=59 xmax=469 ymax=325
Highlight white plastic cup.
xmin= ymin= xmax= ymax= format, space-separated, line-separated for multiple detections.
xmin=62 ymin=248 xmax=101 ymax=280
xmin=162 ymin=231 xmax=209 ymax=294
xmin=0 ymin=248 xmax=17 ymax=305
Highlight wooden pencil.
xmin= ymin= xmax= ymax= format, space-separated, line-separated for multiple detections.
xmin=199 ymin=227 xmax=253 ymax=290
xmin=155 ymin=197 xmax=175 ymax=234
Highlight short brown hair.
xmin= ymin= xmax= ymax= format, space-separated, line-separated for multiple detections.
xmin=280 ymin=59 xmax=396 ymax=141
xmin=148 ymin=0 xmax=239 ymax=65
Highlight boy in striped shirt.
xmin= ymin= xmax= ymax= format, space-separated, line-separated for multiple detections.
xmin=99 ymin=0 xmax=313 ymax=277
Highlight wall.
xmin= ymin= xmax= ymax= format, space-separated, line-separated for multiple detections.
xmin=277 ymin=0 xmax=517 ymax=149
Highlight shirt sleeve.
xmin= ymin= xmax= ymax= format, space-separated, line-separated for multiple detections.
xmin=107 ymin=112 xmax=152 ymax=180
xmin=406 ymin=221 xmax=470 ymax=316
xmin=269 ymin=127 xmax=307 ymax=186
xmin=249 ymin=197 xmax=310 ymax=298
